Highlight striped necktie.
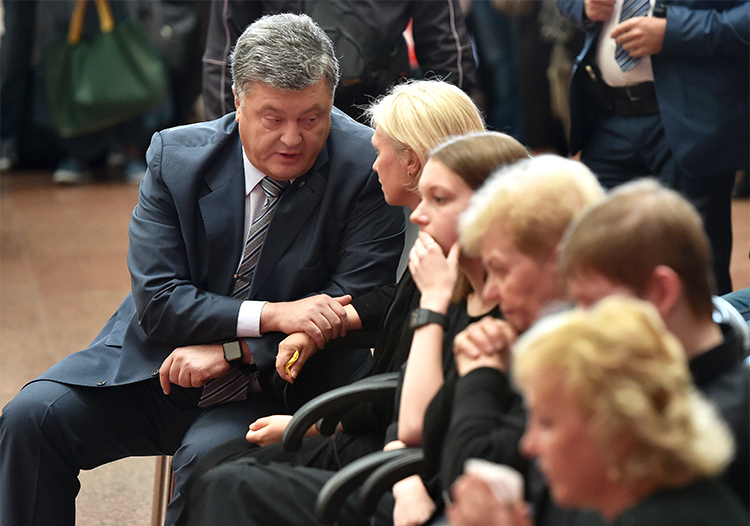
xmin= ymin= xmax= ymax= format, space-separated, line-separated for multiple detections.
xmin=232 ymin=176 xmax=289 ymax=298
xmin=615 ymin=0 xmax=650 ymax=72
xmin=198 ymin=176 xmax=288 ymax=408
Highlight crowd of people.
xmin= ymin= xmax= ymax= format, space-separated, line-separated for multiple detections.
xmin=0 ymin=3 xmax=748 ymax=526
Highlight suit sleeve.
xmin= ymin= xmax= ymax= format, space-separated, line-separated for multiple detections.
xmin=557 ymin=0 xmax=589 ymax=29
xmin=660 ymin=1 xmax=749 ymax=58
xmin=127 ymin=132 xmax=241 ymax=346
xmin=317 ymin=169 xmax=406 ymax=299
xmin=409 ymin=0 xmax=477 ymax=93
xmin=248 ymin=167 xmax=406 ymax=380
xmin=350 ymin=283 xmax=398 ymax=332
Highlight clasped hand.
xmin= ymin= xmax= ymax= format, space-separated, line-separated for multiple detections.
xmin=159 ymin=344 xmax=229 ymax=395
xmin=261 ymin=294 xmax=351 ymax=348
xmin=446 ymin=474 xmax=531 ymax=526
xmin=453 ymin=316 xmax=518 ymax=376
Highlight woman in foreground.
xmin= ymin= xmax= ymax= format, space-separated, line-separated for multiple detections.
xmin=447 ymin=296 xmax=748 ymax=526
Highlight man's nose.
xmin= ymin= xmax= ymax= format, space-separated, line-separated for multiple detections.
xmin=280 ymin=123 xmax=302 ymax=147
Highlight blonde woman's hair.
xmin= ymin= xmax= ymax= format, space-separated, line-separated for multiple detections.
xmin=363 ymin=79 xmax=485 ymax=180
xmin=459 ymin=155 xmax=604 ymax=261
xmin=513 ymin=296 xmax=735 ymax=489
xmin=559 ymin=178 xmax=715 ymax=318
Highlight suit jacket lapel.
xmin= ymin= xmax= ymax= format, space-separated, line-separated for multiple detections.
xmin=249 ymin=143 xmax=330 ymax=297
xmin=199 ymin=134 xmax=246 ymax=295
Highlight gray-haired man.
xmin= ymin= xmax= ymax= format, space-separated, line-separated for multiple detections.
xmin=0 ymin=13 xmax=405 ymax=526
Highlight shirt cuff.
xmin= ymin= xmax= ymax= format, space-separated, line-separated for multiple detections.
xmin=236 ymin=300 xmax=267 ymax=337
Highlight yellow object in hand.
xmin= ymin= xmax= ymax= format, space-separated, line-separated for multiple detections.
xmin=285 ymin=350 xmax=300 ymax=377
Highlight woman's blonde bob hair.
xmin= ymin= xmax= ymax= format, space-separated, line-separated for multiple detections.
xmin=363 ymin=79 xmax=485 ymax=178
xmin=513 ymin=296 xmax=734 ymax=489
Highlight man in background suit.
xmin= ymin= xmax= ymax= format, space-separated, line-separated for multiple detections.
xmin=558 ymin=0 xmax=749 ymax=295
xmin=0 ymin=13 xmax=405 ymax=526
xmin=201 ymin=0 xmax=477 ymax=122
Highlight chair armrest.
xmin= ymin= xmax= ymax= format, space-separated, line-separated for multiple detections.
xmin=282 ymin=372 xmax=400 ymax=451
xmin=713 ymin=295 xmax=750 ymax=354
xmin=358 ymin=448 xmax=425 ymax=516
xmin=315 ymin=448 xmax=407 ymax=525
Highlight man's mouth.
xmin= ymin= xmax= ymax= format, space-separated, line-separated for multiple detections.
xmin=277 ymin=152 xmax=301 ymax=160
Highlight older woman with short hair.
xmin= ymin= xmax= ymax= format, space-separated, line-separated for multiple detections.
xmin=447 ymin=296 xmax=748 ymax=526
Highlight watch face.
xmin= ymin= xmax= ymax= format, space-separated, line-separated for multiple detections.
xmin=224 ymin=341 xmax=242 ymax=362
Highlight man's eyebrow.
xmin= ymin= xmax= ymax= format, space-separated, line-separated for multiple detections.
xmin=256 ymin=103 xmax=327 ymax=115
xmin=257 ymin=104 xmax=282 ymax=113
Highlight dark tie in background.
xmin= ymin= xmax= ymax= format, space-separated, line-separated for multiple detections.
xmin=615 ymin=0 xmax=650 ymax=71
xmin=199 ymin=177 xmax=289 ymax=408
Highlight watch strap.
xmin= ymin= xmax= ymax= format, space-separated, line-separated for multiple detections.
xmin=409 ymin=307 xmax=449 ymax=330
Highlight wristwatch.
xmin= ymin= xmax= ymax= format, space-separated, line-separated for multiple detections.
xmin=222 ymin=341 xmax=243 ymax=366
xmin=409 ymin=307 xmax=449 ymax=330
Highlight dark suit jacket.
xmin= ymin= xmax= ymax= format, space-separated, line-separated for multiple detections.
xmin=36 ymin=109 xmax=406 ymax=398
xmin=559 ymin=0 xmax=750 ymax=178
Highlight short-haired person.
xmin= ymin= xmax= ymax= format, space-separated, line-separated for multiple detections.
xmin=559 ymin=179 xmax=749 ymax=510
xmin=264 ymin=79 xmax=488 ymax=387
xmin=420 ymin=155 xmax=605 ymax=504
xmin=176 ymin=131 xmax=531 ymax=526
xmin=448 ymin=297 xmax=748 ymax=526
xmin=0 ymin=13 xmax=407 ymax=526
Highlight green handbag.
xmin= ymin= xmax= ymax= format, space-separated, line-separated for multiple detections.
xmin=43 ymin=0 xmax=168 ymax=138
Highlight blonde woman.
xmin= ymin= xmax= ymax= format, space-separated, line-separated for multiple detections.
xmin=448 ymin=297 xmax=747 ymax=526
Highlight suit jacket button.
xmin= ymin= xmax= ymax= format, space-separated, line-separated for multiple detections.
xmin=152 ymin=369 xmax=160 ymax=376
xmin=97 ymin=380 xmax=107 ymax=386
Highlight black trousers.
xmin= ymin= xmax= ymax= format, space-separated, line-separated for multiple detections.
xmin=581 ymin=110 xmax=735 ymax=295
xmin=177 ymin=434 xmax=393 ymax=526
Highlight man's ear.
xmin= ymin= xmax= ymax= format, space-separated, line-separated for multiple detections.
xmin=643 ymin=265 xmax=682 ymax=318
xmin=233 ymin=86 xmax=241 ymax=113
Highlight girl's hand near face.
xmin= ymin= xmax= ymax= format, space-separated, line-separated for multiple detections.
xmin=409 ymin=233 xmax=460 ymax=314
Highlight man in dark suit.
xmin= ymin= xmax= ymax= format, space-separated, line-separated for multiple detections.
xmin=558 ymin=0 xmax=749 ymax=295
xmin=0 ymin=13 xmax=405 ymax=526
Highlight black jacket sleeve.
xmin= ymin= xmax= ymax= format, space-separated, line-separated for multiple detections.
xmin=438 ymin=367 xmax=528 ymax=490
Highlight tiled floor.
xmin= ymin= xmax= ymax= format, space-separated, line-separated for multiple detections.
xmin=0 ymin=172 xmax=154 ymax=526
xmin=1 ymin=170 xmax=749 ymax=525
